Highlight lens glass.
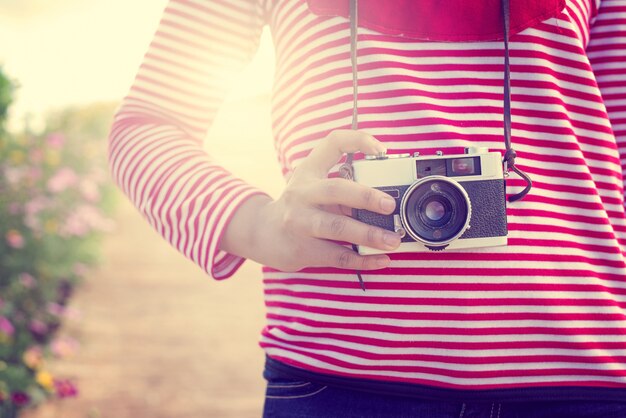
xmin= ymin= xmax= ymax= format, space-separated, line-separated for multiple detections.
xmin=402 ymin=178 xmax=469 ymax=244
xmin=417 ymin=195 xmax=452 ymax=229
xmin=424 ymin=200 xmax=445 ymax=222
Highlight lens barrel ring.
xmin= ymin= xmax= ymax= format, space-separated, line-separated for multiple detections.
xmin=399 ymin=176 xmax=472 ymax=247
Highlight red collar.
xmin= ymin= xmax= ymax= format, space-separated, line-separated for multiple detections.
xmin=307 ymin=0 xmax=565 ymax=41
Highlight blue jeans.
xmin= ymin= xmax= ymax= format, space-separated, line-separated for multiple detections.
xmin=262 ymin=366 xmax=626 ymax=418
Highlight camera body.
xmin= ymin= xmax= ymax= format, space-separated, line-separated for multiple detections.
xmin=352 ymin=147 xmax=508 ymax=255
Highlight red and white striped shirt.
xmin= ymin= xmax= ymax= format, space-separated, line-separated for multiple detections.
xmin=108 ymin=0 xmax=626 ymax=399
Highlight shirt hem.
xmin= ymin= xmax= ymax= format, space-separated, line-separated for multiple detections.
xmin=265 ymin=355 xmax=626 ymax=403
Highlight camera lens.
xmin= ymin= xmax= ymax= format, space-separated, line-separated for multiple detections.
xmin=423 ymin=198 xmax=447 ymax=223
xmin=400 ymin=176 xmax=471 ymax=246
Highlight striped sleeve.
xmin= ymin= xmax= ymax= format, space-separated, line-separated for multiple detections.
xmin=587 ymin=0 xmax=626 ymax=191
xmin=108 ymin=0 xmax=269 ymax=279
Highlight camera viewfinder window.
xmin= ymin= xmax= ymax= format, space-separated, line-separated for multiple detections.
xmin=447 ymin=157 xmax=481 ymax=177
xmin=416 ymin=159 xmax=446 ymax=178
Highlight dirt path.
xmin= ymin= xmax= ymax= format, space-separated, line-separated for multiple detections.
xmin=23 ymin=194 xmax=268 ymax=418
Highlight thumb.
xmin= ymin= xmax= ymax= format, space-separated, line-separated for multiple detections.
xmin=297 ymin=129 xmax=386 ymax=178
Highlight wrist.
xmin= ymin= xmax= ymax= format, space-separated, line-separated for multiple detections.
xmin=220 ymin=193 xmax=274 ymax=261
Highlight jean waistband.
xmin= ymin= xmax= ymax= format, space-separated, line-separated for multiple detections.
xmin=264 ymin=355 xmax=626 ymax=403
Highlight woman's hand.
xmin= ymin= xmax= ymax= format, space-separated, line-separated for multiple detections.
xmin=221 ymin=130 xmax=402 ymax=272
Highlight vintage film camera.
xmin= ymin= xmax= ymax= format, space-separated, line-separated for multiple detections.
xmin=352 ymin=147 xmax=508 ymax=255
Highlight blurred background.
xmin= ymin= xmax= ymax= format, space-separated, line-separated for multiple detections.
xmin=0 ymin=1 xmax=282 ymax=417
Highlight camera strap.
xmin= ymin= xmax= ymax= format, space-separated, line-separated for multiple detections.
xmin=337 ymin=0 xmax=360 ymax=182
xmin=344 ymin=0 xmax=366 ymax=291
xmin=340 ymin=0 xmax=533 ymax=202
xmin=500 ymin=0 xmax=533 ymax=202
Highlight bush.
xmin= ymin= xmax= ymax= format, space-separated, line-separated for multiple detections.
xmin=0 ymin=67 xmax=118 ymax=416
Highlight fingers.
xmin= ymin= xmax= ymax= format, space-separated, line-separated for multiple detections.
xmin=298 ymin=130 xmax=386 ymax=178
xmin=273 ymin=129 xmax=394 ymax=272
xmin=286 ymin=207 xmax=402 ymax=252
xmin=303 ymin=178 xmax=396 ymax=215
xmin=320 ymin=204 xmax=353 ymax=217
xmin=305 ymin=238 xmax=391 ymax=270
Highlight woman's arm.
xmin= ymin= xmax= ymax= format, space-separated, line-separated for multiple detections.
xmin=109 ymin=0 xmax=401 ymax=279
xmin=108 ymin=0 xmax=269 ymax=279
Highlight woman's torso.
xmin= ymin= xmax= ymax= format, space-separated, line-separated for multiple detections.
xmin=259 ymin=0 xmax=626 ymax=399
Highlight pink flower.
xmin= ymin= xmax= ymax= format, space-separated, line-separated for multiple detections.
xmin=5 ymin=230 xmax=25 ymax=249
xmin=0 ymin=317 xmax=14 ymax=337
xmin=19 ymin=273 xmax=36 ymax=288
xmin=51 ymin=336 xmax=79 ymax=358
xmin=25 ymin=196 xmax=49 ymax=217
xmin=29 ymin=319 xmax=48 ymax=337
xmin=48 ymin=302 xmax=65 ymax=316
xmin=47 ymin=302 xmax=65 ymax=316
xmin=46 ymin=133 xmax=65 ymax=149
xmin=11 ymin=391 xmax=30 ymax=406
xmin=47 ymin=167 xmax=78 ymax=193
xmin=53 ymin=379 xmax=78 ymax=398
xmin=59 ymin=204 xmax=115 ymax=237
xmin=62 ymin=306 xmax=81 ymax=321
xmin=59 ymin=213 xmax=89 ymax=237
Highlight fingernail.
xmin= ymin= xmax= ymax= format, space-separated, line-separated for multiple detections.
xmin=383 ymin=232 xmax=401 ymax=247
xmin=380 ymin=197 xmax=395 ymax=213
xmin=376 ymin=256 xmax=390 ymax=267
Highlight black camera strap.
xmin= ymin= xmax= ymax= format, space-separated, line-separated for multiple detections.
xmin=500 ymin=0 xmax=533 ymax=202
xmin=340 ymin=0 xmax=533 ymax=201
xmin=338 ymin=0 xmax=360 ymax=182
xmin=345 ymin=0 xmax=366 ymax=291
